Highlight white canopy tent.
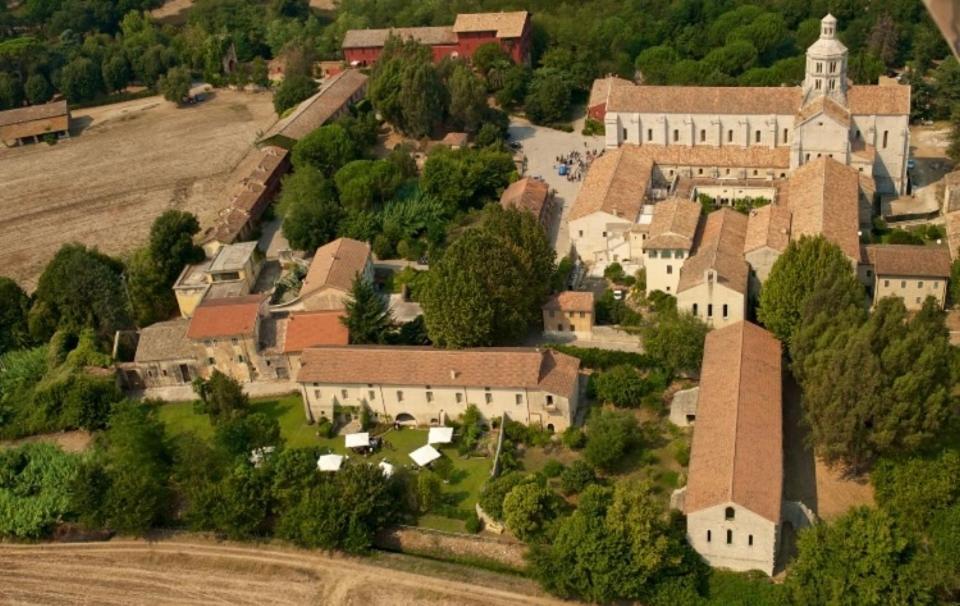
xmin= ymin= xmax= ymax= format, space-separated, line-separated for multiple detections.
xmin=427 ymin=426 xmax=454 ymax=445
xmin=345 ymin=432 xmax=370 ymax=448
xmin=409 ymin=444 xmax=442 ymax=467
xmin=378 ymin=460 xmax=395 ymax=478
xmin=317 ymin=454 xmax=344 ymax=472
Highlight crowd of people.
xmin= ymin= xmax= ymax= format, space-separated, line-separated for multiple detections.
xmin=555 ymin=147 xmax=604 ymax=182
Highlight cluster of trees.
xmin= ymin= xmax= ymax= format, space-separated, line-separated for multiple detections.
xmin=368 ymin=37 xmax=511 ymax=139
xmin=758 ymin=236 xmax=955 ymax=472
xmin=279 ymin=108 xmax=515 ymax=262
xmin=0 ymin=375 xmax=406 ymax=549
xmin=332 ymin=0 xmax=948 ymax=127
xmin=420 ymin=205 xmax=554 ymax=348
xmin=0 ymin=0 xmax=335 ymax=109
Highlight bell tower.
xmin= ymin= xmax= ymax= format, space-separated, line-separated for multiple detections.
xmin=802 ymin=14 xmax=849 ymax=106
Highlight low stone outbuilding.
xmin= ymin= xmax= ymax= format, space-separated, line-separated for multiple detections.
xmin=542 ymin=291 xmax=594 ymax=339
xmin=122 ymin=319 xmax=199 ymax=389
xmin=0 ymin=100 xmax=70 ymax=146
xmin=500 ymin=177 xmax=551 ymax=226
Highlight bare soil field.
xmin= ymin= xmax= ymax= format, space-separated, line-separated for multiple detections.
xmin=0 ymin=430 xmax=92 ymax=453
xmin=0 ymin=537 xmax=567 ymax=606
xmin=0 ymin=89 xmax=278 ymax=291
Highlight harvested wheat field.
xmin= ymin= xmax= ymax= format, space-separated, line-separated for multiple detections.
xmin=0 ymin=89 xmax=278 ymax=291
xmin=0 ymin=538 xmax=567 ymax=606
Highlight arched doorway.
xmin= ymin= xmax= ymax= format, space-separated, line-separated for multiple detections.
xmin=395 ymin=412 xmax=417 ymax=426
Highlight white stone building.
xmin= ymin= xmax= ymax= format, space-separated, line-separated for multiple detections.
xmin=683 ymin=321 xmax=783 ymax=576
xmin=296 ymin=346 xmax=582 ymax=431
xmin=601 ymin=15 xmax=910 ymax=195
xmin=644 ymin=198 xmax=702 ymax=294
xmin=677 ymin=208 xmax=749 ymax=328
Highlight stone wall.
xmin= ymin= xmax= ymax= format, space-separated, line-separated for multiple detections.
xmin=374 ymin=526 xmax=526 ymax=571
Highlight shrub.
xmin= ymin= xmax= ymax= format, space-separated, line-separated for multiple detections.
xmin=561 ymin=426 xmax=586 ymax=450
xmin=542 ymin=459 xmax=565 ymax=478
xmin=479 ymin=471 xmax=526 ymax=520
xmin=673 ymin=440 xmax=691 ymax=467
xmin=547 ymin=344 xmax=656 ymax=371
xmin=465 ymin=511 xmax=483 ymax=533
xmin=594 ymin=365 xmax=649 ymax=407
xmin=316 ymin=418 xmax=334 ymax=438
xmin=559 ymin=460 xmax=597 ymax=495
xmin=584 ymin=409 xmax=638 ymax=471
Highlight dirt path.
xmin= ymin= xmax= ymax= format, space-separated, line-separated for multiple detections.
xmin=0 ymin=537 xmax=568 ymax=606
xmin=0 ymin=430 xmax=92 ymax=453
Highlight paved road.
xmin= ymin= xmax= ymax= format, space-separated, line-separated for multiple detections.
xmin=508 ymin=117 xmax=604 ymax=260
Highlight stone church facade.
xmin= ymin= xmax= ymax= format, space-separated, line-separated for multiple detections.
xmin=601 ymin=15 xmax=910 ymax=195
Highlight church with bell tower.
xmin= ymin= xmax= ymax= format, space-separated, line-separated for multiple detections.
xmin=598 ymin=14 xmax=911 ymax=195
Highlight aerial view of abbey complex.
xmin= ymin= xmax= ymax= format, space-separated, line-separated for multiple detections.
xmin=2 ymin=0 xmax=960 ymax=603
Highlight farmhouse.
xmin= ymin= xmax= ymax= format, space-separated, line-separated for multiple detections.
xmin=186 ymin=295 xmax=267 ymax=383
xmin=499 ymin=177 xmax=552 ymax=226
xmin=542 ymin=291 xmax=594 ymax=339
xmin=598 ymin=15 xmax=910 ymax=195
xmin=121 ymin=319 xmax=199 ymax=389
xmin=173 ymin=241 xmax=263 ymax=318
xmin=257 ymin=69 xmax=368 ymax=148
xmin=683 ymin=321 xmax=784 ymax=576
xmin=276 ymin=237 xmax=373 ymax=312
xmin=342 ymin=11 xmax=532 ymax=66
xmin=296 ymin=346 xmax=581 ymax=431
xmin=859 ymin=244 xmax=952 ymax=310
xmin=0 ymin=100 xmax=70 ymax=146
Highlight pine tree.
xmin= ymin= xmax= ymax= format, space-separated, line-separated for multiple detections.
xmin=341 ymin=276 xmax=392 ymax=344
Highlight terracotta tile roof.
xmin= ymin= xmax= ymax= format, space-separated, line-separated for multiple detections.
xmin=297 ymin=346 xmax=581 ymax=399
xmin=259 ymin=70 xmax=367 ymax=143
xmin=607 ymin=85 xmax=801 ymax=115
xmin=568 ymin=147 xmax=653 ymax=222
xmin=861 ymin=244 xmax=951 ymax=278
xmin=300 ymin=238 xmax=371 ymax=297
xmin=796 ymin=95 xmax=850 ymax=126
xmin=604 ymin=82 xmax=907 ymax=117
xmin=744 ymin=204 xmax=791 ymax=254
xmin=500 ymin=177 xmax=549 ymax=218
xmin=452 ymin=11 xmax=529 ymax=37
xmin=134 ymin=319 xmax=195 ymax=363
xmin=641 ymin=143 xmax=791 ymax=169
xmin=342 ymin=26 xmax=456 ymax=49
xmin=847 ymin=84 xmax=910 ymax=115
xmin=686 ymin=321 xmax=783 ymax=523
xmin=187 ymin=295 xmax=264 ymax=340
xmin=946 ymin=211 xmax=960 ymax=260
xmin=588 ymin=75 xmax=634 ymax=109
xmin=441 ymin=132 xmax=469 ymax=147
xmin=543 ymin=291 xmax=594 ymax=313
xmin=282 ymin=311 xmax=349 ymax=353
xmin=786 ymin=157 xmax=861 ymax=261
xmin=677 ymin=208 xmax=749 ymax=295
xmin=0 ymin=100 xmax=68 ymax=127
xmin=645 ymin=198 xmax=701 ymax=250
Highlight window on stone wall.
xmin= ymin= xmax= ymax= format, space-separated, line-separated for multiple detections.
xmin=883 ymin=130 xmax=889 ymax=148
xmin=369 ymin=390 xmax=375 ymax=400
xmin=673 ymin=129 xmax=679 ymax=142
xmin=901 ymin=280 xmax=906 ymax=288
xmin=727 ymin=130 xmax=733 ymax=142
xmin=455 ymin=393 xmax=463 ymax=403
xmin=755 ymin=130 xmax=760 ymax=143
xmin=816 ymin=62 xmax=823 ymax=73
xmin=426 ymin=391 xmax=434 ymax=402
xmin=707 ymin=530 xmax=712 ymax=543
xmin=725 ymin=507 xmax=735 ymax=520
xmin=515 ymin=394 xmax=523 ymax=405
xmin=692 ymin=303 xmax=698 ymax=316
xmin=783 ymin=128 xmax=788 ymax=142
xmin=918 ymin=281 xmax=924 ymax=288
xmin=727 ymin=530 xmax=733 ymax=544
xmin=647 ymin=128 xmax=653 ymax=141
xmin=485 ymin=393 xmax=493 ymax=404
xmin=748 ymin=534 xmax=754 ymax=546
xmin=700 ymin=129 xmax=705 ymax=142
xmin=622 ymin=128 xmax=627 ymax=140
xmin=666 ymin=265 xmax=673 ymax=274
xmin=397 ymin=390 xmax=404 ymax=402
xmin=722 ymin=304 xmax=728 ymax=318
xmin=708 ymin=304 xmax=713 ymax=317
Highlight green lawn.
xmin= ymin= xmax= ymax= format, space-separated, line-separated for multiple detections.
xmin=153 ymin=394 xmax=492 ymax=532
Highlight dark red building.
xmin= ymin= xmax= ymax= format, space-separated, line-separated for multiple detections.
xmin=342 ymin=11 xmax=532 ymax=67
